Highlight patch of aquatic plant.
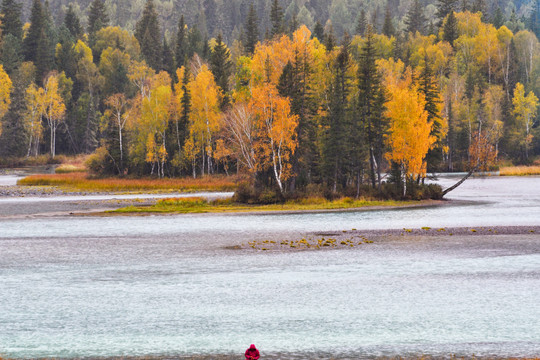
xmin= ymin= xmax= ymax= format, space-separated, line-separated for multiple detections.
xmin=242 ymin=235 xmax=376 ymax=251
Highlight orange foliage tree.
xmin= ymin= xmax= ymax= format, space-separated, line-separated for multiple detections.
xmin=384 ymin=67 xmax=435 ymax=194
xmin=250 ymin=84 xmax=298 ymax=193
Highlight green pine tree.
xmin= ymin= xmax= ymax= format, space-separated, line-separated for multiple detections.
xmin=244 ymin=3 xmax=259 ymax=55
xmin=23 ymin=0 xmax=44 ymax=64
xmin=382 ymin=4 xmax=395 ymax=37
xmin=358 ymin=25 xmax=387 ymax=189
xmin=436 ymin=0 xmax=458 ymax=25
xmin=529 ymin=0 xmax=540 ymax=38
xmin=87 ymin=0 xmax=109 ymax=46
xmin=492 ymin=7 xmax=505 ymax=28
xmin=323 ymin=35 xmax=352 ymax=192
xmin=0 ymin=64 xmax=30 ymax=157
xmin=356 ymin=9 xmax=367 ymax=35
xmin=162 ymin=37 xmax=175 ymax=76
xmin=419 ymin=55 xmax=444 ymax=171
xmin=176 ymin=15 xmax=187 ymax=67
xmin=64 ymin=4 xmax=82 ymax=39
xmin=135 ymin=0 xmax=163 ymax=71
xmin=443 ymin=11 xmax=458 ymax=47
xmin=0 ymin=34 xmax=22 ymax=74
xmin=270 ymin=0 xmax=284 ymax=37
xmin=313 ymin=20 xmax=324 ymax=41
xmin=405 ymin=0 xmax=427 ymax=34
xmin=1 ymin=0 xmax=23 ymax=40
xmin=209 ymin=33 xmax=232 ymax=109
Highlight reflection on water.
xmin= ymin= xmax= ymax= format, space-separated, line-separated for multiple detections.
xmin=0 ymin=176 xmax=539 ymax=358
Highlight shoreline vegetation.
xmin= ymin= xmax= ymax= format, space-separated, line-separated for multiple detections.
xmin=108 ymin=196 xmax=435 ymax=215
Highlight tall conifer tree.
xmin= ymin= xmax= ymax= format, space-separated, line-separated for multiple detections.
xmin=382 ymin=4 xmax=395 ymax=37
xmin=1 ymin=0 xmax=23 ymax=40
xmin=245 ymin=3 xmax=259 ymax=55
xmin=324 ymin=35 xmax=351 ymax=191
xmin=356 ymin=9 xmax=367 ymax=35
xmin=443 ymin=11 xmax=458 ymax=47
xmin=176 ymin=15 xmax=187 ymax=67
xmin=64 ymin=4 xmax=82 ymax=38
xmin=210 ymin=33 xmax=232 ymax=109
xmin=358 ymin=25 xmax=387 ymax=189
xmin=135 ymin=0 xmax=163 ymax=71
xmin=270 ymin=0 xmax=284 ymax=37
xmin=436 ymin=0 xmax=458 ymax=25
xmin=405 ymin=0 xmax=427 ymax=34
xmin=87 ymin=0 xmax=109 ymax=45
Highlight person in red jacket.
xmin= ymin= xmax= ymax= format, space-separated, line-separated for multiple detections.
xmin=244 ymin=344 xmax=260 ymax=359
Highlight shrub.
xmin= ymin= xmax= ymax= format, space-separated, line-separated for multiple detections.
xmin=233 ymin=181 xmax=257 ymax=203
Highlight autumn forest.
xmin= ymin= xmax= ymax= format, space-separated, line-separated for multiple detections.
xmin=0 ymin=0 xmax=539 ymax=200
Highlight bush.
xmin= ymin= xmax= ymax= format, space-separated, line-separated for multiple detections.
xmin=233 ymin=181 xmax=284 ymax=204
xmin=233 ymin=181 xmax=257 ymax=203
xmin=85 ymin=147 xmax=117 ymax=176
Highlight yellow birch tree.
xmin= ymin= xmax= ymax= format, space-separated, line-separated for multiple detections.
xmin=250 ymin=84 xmax=298 ymax=193
xmin=512 ymin=83 xmax=539 ymax=160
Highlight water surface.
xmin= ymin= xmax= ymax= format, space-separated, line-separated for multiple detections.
xmin=1 ymin=176 xmax=539 ymax=359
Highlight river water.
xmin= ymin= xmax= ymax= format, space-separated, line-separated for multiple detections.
xmin=0 ymin=176 xmax=539 ymax=359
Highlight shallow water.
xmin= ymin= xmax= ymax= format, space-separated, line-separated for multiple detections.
xmin=0 ymin=176 xmax=539 ymax=359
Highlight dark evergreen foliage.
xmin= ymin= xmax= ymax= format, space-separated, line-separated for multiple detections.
xmin=0 ymin=34 xmax=22 ymax=74
xmin=161 ymin=37 xmax=175 ymax=76
xmin=209 ymin=33 xmax=232 ymax=109
xmin=244 ymin=3 xmax=259 ymax=55
xmin=492 ymin=7 xmax=505 ymax=28
xmin=356 ymin=9 xmax=367 ymax=35
xmin=313 ymin=20 xmax=324 ymax=41
xmin=0 ymin=0 xmax=23 ymax=40
xmin=436 ymin=0 xmax=459 ymax=25
xmin=135 ymin=0 xmax=163 ymax=71
xmin=323 ymin=35 xmax=351 ymax=191
xmin=382 ymin=5 xmax=395 ymax=37
xmin=405 ymin=0 xmax=427 ymax=34
xmin=357 ymin=25 xmax=387 ymax=189
xmin=270 ymin=0 xmax=284 ymax=37
xmin=23 ymin=0 xmax=45 ymax=64
xmin=87 ymin=0 xmax=109 ymax=44
xmin=443 ymin=11 xmax=458 ymax=47
xmin=64 ymin=4 xmax=82 ymax=38
xmin=175 ymin=15 xmax=187 ymax=67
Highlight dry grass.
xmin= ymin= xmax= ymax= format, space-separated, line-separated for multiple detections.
xmin=17 ymin=172 xmax=238 ymax=192
xmin=55 ymin=164 xmax=87 ymax=173
xmin=500 ymin=165 xmax=540 ymax=176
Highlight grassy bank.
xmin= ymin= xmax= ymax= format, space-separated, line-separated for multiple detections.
xmin=18 ymin=173 xmax=238 ymax=193
xmin=112 ymin=196 xmax=421 ymax=214
xmin=500 ymin=165 xmax=540 ymax=176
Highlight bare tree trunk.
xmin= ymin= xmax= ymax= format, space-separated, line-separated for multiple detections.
xmin=442 ymin=165 xmax=479 ymax=196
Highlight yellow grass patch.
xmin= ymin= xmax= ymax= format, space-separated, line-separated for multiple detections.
xmin=500 ymin=165 xmax=540 ymax=176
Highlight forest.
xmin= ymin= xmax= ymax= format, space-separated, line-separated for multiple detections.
xmin=0 ymin=0 xmax=539 ymax=200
